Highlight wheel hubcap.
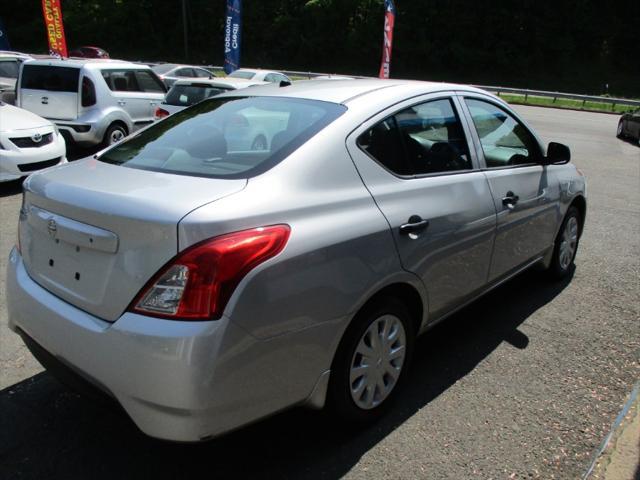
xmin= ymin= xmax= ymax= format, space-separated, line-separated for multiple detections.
xmin=617 ymin=122 xmax=622 ymax=135
xmin=350 ymin=314 xmax=406 ymax=410
xmin=110 ymin=129 xmax=125 ymax=144
xmin=558 ymin=216 xmax=578 ymax=270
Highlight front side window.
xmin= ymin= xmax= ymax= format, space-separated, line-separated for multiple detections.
xmin=99 ymin=96 xmax=346 ymax=179
xmin=465 ymin=98 xmax=541 ymax=168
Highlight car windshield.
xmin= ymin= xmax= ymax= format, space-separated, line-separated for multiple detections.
xmin=152 ymin=64 xmax=178 ymax=75
xmin=165 ymin=84 xmax=233 ymax=106
xmin=228 ymin=70 xmax=256 ymax=80
xmin=99 ymin=96 xmax=346 ymax=179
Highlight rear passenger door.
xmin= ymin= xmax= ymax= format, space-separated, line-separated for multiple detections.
xmin=461 ymin=96 xmax=560 ymax=281
xmin=102 ymin=69 xmax=165 ymax=129
xmin=347 ymin=94 xmax=497 ymax=320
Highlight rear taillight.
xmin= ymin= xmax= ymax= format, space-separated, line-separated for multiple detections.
xmin=130 ymin=225 xmax=290 ymax=320
xmin=155 ymin=107 xmax=170 ymax=119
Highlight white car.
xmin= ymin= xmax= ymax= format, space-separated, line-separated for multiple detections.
xmin=226 ymin=68 xmax=291 ymax=84
xmin=17 ymin=58 xmax=166 ymax=147
xmin=155 ymin=77 xmax=266 ymax=118
xmin=0 ymin=102 xmax=67 ymax=182
xmin=0 ymin=51 xmax=33 ymax=104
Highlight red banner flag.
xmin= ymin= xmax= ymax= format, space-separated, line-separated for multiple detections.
xmin=41 ymin=0 xmax=68 ymax=57
xmin=378 ymin=0 xmax=396 ymax=79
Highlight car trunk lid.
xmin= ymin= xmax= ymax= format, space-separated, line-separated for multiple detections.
xmin=19 ymin=159 xmax=246 ymax=321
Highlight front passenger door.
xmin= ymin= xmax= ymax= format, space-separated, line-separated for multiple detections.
xmin=462 ymin=97 xmax=561 ymax=281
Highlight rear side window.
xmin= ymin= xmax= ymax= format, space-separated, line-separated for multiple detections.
xmin=165 ymin=84 xmax=232 ymax=106
xmin=135 ymin=71 xmax=165 ymax=93
xmin=395 ymin=99 xmax=472 ymax=174
xmin=194 ymin=68 xmax=212 ymax=78
xmin=228 ymin=70 xmax=255 ymax=80
xmin=0 ymin=60 xmax=19 ymax=79
xmin=99 ymin=96 xmax=346 ymax=179
xmin=102 ymin=69 xmax=165 ymax=93
xmin=21 ymin=65 xmax=79 ymax=92
xmin=357 ymin=117 xmax=410 ymax=175
xmin=81 ymin=76 xmax=96 ymax=106
xmin=358 ymin=98 xmax=472 ymax=176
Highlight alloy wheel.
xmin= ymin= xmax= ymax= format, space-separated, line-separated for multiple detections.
xmin=558 ymin=216 xmax=579 ymax=270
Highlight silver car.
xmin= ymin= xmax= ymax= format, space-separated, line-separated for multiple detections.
xmin=6 ymin=79 xmax=586 ymax=442
xmin=17 ymin=59 xmax=166 ymax=147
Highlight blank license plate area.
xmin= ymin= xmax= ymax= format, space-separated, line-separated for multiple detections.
xmin=25 ymin=214 xmax=117 ymax=306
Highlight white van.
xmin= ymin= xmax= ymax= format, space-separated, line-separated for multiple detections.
xmin=16 ymin=59 xmax=166 ymax=147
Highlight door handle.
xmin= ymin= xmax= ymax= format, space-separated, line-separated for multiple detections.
xmin=502 ymin=191 xmax=520 ymax=209
xmin=400 ymin=215 xmax=430 ymax=235
xmin=117 ymin=100 xmax=126 ymax=106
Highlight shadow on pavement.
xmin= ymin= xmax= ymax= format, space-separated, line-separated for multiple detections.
xmin=0 ymin=269 xmax=573 ymax=480
xmin=0 ymin=179 xmax=24 ymax=198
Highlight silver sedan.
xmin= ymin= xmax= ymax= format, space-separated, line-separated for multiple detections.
xmin=6 ymin=79 xmax=586 ymax=441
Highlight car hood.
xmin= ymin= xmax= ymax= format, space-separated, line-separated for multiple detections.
xmin=1 ymin=102 xmax=52 ymax=132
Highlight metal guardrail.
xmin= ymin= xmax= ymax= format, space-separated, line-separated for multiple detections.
xmin=475 ymin=85 xmax=640 ymax=110
xmin=194 ymin=64 xmax=640 ymax=110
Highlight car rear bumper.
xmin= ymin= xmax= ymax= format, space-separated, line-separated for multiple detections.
xmin=56 ymin=122 xmax=103 ymax=147
xmin=6 ymin=248 xmax=328 ymax=441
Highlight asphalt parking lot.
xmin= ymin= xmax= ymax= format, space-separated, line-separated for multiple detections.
xmin=0 ymin=106 xmax=638 ymax=479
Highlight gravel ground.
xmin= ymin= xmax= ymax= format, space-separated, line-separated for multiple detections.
xmin=0 ymin=106 xmax=638 ymax=479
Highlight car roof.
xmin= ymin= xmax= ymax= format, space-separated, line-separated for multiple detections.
xmin=234 ymin=68 xmax=283 ymax=75
xmin=227 ymin=78 xmax=491 ymax=105
xmin=0 ymin=51 xmax=33 ymax=60
xmin=22 ymin=58 xmax=151 ymax=70
xmin=173 ymin=78 xmax=266 ymax=89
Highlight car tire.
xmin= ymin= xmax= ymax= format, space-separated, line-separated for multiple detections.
xmin=616 ymin=120 xmax=625 ymax=139
xmin=251 ymin=135 xmax=267 ymax=151
xmin=103 ymin=123 xmax=128 ymax=147
xmin=547 ymin=206 xmax=581 ymax=280
xmin=327 ymin=296 xmax=415 ymax=423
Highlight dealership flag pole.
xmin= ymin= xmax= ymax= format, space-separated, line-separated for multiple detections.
xmin=41 ymin=0 xmax=68 ymax=57
xmin=378 ymin=0 xmax=396 ymax=79
xmin=223 ymin=0 xmax=242 ymax=74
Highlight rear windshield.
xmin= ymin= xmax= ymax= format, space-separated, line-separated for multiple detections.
xmin=165 ymin=84 xmax=233 ymax=106
xmin=21 ymin=65 xmax=79 ymax=92
xmin=99 ymin=96 xmax=346 ymax=179
xmin=228 ymin=70 xmax=256 ymax=80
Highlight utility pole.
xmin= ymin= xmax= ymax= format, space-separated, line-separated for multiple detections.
xmin=182 ymin=0 xmax=189 ymax=61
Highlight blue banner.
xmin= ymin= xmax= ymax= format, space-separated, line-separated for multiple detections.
xmin=223 ymin=0 xmax=242 ymax=74
xmin=0 ymin=18 xmax=10 ymax=50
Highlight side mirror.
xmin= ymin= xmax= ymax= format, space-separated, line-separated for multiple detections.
xmin=544 ymin=142 xmax=571 ymax=165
